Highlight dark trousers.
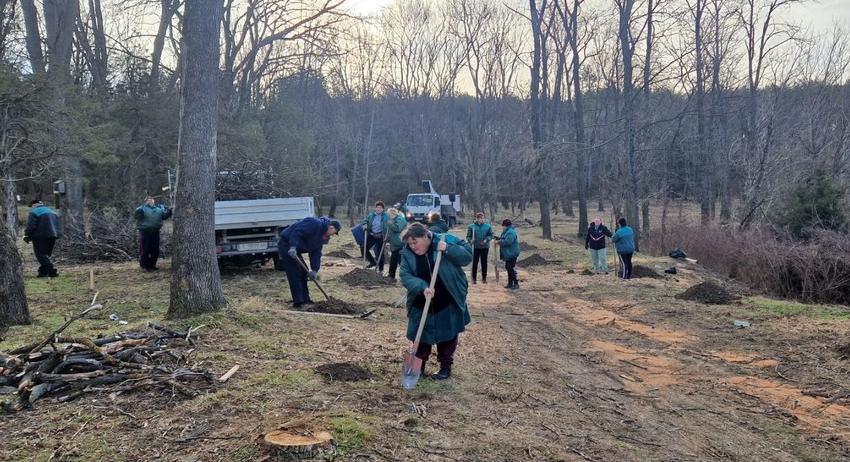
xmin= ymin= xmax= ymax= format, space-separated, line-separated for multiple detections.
xmin=365 ymin=234 xmax=385 ymax=270
xmin=280 ymin=252 xmax=311 ymax=305
xmin=32 ymin=238 xmax=57 ymax=276
xmin=388 ymin=248 xmax=401 ymax=278
xmin=472 ymin=248 xmax=489 ymax=281
xmin=139 ymin=229 xmax=161 ymax=269
xmin=505 ymin=258 xmax=518 ymax=284
xmin=618 ymin=252 xmax=633 ymax=279
xmin=415 ymin=335 xmax=459 ymax=371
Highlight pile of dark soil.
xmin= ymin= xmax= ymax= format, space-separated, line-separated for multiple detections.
xmin=325 ymin=250 xmax=355 ymax=259
xmin=519 ymin=254 xmax=561 ymax=267
xmin=294 ymin=298 xmax=365 ymax=315
xmin=519 ymin=242 xmax=539 ymax=251
xmin=314 ymin=362 xmax=374 ymax=382
xmin=675 ymin=281 xmax=740 ymax=304
xmin=339 ymin=268 xmax=395 ymax=287
xmin=631 ymin=265 xmax=662 ymax=279
xmin=580 ymin=269 xmax=594 ymax=276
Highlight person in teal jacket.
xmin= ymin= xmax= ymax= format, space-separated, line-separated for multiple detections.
xmin=428 ymin=213 xmax=450 ymax=233
xmin=612 ymin=217 xmax=635 ymax=279
xmin=24 ymin=200 xmax=62 ymax=277
xmin=133 ymin=196 xmax=172 ymax=271
xmin=400 ymin=223 xmax=472 ymax=380
xmin=386 ymin=207 xmax=408 ymax=279
xmin=494 ymin=219 xmax=520 ymax=289
xmin=361 ymin=201 xmax=389 ymax=270
xmin=466 ymin=212 xmax=494 ymax=284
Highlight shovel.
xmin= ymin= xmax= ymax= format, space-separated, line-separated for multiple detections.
xmin=401 ymin=246 xmax=444 ymax=390
xmin=492 ymin=239 xmax=500 ymax=282
xmin=294 ymin=254 xmax=331 ymax=301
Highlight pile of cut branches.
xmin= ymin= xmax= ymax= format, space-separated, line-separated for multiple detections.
xmin=0 ymin=297 xmax=214 ymax=413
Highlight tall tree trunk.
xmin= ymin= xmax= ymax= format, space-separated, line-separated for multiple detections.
xmin=167 ymin=0 xmax=226 ymax=318
xmin=44 ymin=0 xmax=84 ymax=237
xmin=20 ymin=0 xmax=45 ymax=74
xmin=529 ymin=0 xmax=551 ymax=239
xmin=695 ymin=0 xmax=709 ymax=225
xmin=568 ymin=0 xmax=588 ymax=237
xmin=618 ymin=0 xmax=640 ymax=250
xmin=0 ymin=222 xmax=29 ymax=327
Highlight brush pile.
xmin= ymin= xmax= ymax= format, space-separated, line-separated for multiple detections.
xmin=0 ymin=300 xmax=214 ymax=413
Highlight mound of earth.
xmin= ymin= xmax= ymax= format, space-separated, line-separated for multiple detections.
xmin=631 ymin=265 xmax=662 ymax=279
xmin=325 ymin=250 xmax=355 ymax=259
xmin=293 ymin=298 xmax=365 ymax=315
xmin=314 ymin=362 xmax=374 ymax=382
xmin=339 ymin=268 xmax=395 ymax=287
xmin=519 ymin=242 xmax=539 ymax=251
xmin=675 ymin=281 xmax=740 ymax=304
xmin=519 ymin=254 xmax=561 ymax=267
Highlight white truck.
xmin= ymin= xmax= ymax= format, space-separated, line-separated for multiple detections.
xmin=403 ymin=180 xmax=461 ymax=228
xmin=214 ymin=197 xmax=315 ymax=267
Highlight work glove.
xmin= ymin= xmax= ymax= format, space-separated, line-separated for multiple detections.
xmin=287 ymin=247 xmax=297 ymax=258
xmin=23 ymin=236 xmax=32 ymax=243
xmin=308 ymin=270 xmax=318 ymax=281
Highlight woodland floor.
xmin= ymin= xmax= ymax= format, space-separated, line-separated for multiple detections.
xmin=3 ymin=211 xmax=850 ymax=461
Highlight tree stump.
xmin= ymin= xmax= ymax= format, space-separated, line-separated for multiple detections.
xmin=263 ymin=429 xmax=333 ymax=458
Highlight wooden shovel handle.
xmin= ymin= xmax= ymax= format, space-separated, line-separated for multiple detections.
xmin=294 ymin=254 xmax=330 ymax=301
xmin=411 ymin=240 xmax=444 ymax=350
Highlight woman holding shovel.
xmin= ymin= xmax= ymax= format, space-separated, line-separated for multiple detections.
xmin=386 ymin=207 xmax=408 ymax=279
xmin=495 ymin=219 xmax=521 ymax=290
xmin=400 ymin=223 xmax=472 ymax=380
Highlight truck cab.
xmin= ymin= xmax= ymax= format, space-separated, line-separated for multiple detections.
xmin=403 ymin=181 xmax=461 ymax=228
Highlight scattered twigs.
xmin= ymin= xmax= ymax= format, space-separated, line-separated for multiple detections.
xmin=25 ymin=303 xmax=104 ymax=355
xmin=1 ymin=319 xmax=218 ymax=412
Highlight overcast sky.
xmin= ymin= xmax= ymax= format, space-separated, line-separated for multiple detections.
xmin=345 ymin=0 xmax=850 ymax=32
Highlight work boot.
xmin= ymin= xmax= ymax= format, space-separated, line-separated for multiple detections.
xmin=48 ymin=271 xmax=59 ymax=278
xmin=431 ymin=366 xmax=451 ymax=380
xmin=504 ymin=283 xmax=513 ymax=289
xmin=472 ymin=279 xmax=477 ymax=285
xmin=482 ymin=278 xmax=487 ymax=284
xmin=511 ymin=282 xmax=520 ymax=290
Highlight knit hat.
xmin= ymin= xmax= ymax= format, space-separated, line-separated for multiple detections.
xmin=501 ymin=219 xmax=512 ymax=227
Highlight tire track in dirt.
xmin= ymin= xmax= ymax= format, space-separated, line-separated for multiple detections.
xmin=535 ymin=284 xmax=850 ymax=447
xmin=463 ymin=286 xmax=809 ymax=461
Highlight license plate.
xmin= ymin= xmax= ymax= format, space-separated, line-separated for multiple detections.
xmin=238 ymin=242 xmax=268 ymax=252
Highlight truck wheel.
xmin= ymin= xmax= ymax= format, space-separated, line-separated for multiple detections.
xmin=272 ymin=254 xmax=284 ymax=271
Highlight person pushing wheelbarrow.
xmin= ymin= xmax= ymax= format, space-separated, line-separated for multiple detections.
xmin=400 ymin=223 xmax=472 ymax=382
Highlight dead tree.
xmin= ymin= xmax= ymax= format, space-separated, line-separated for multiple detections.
xmin=167 ymin=0 xmax=226 ymax=318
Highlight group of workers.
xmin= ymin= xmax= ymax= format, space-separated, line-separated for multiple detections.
xmin=20 ymin=194 xmax=634 ymax=384
xmin=274 ymin=200 xmax=523 ymax=381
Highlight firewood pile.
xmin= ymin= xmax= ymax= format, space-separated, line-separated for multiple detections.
xmin=0 ymin=297 xmax=215 ymax=413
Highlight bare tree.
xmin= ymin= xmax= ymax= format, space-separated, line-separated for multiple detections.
xmin=529 ymin=0 xmax=553 ymax=239
xmin=221 ymin=0 xmax=348 ymax=113
xmin=738 ymin=0 xmax=802 ymax=229
xmin=167 ymin=0 xmax=226 ymax=318
xmin=616 ymin=0 xmax=640 ymax=248
xmin=20 ymin=0 xmax=45 ymax=74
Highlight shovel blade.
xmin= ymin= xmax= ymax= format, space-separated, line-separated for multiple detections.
xmin=400 ymin=351 xmax=422 ymax=389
